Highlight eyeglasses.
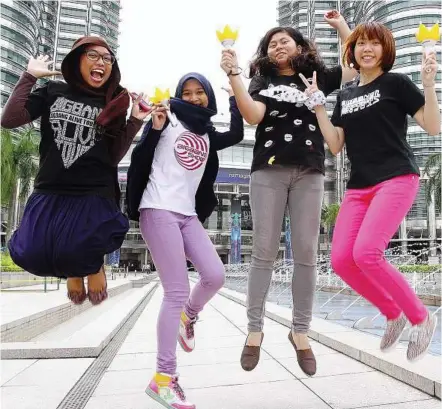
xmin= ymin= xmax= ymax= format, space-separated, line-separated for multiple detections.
xmin=84 ymin=50 xmax=115 ymax=65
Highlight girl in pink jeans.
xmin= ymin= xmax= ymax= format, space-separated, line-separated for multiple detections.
xmin=303 ymin=22 xmax=440 ymax=361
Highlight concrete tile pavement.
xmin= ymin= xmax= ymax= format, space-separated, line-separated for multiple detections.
xmin=85 ymin=288 xmax=440 ymax=409
xmin=1 ymin=283 xmax=440 ymax=409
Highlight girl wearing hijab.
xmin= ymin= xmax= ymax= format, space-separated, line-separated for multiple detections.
xmin=1 ymin=36 xmax=151 ymax=305
xmin=126 ymin=73 xmax=244 ymax=409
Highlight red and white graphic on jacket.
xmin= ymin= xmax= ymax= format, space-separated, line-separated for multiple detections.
xmin=174 ymin=131 xmax=208 ymax=170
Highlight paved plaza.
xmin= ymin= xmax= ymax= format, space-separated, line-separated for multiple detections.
xmin=1 ymin=280 xmax=441 ymax=409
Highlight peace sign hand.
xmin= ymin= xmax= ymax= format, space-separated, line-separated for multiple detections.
xmin=299 ymin=71 xmax=318 ymax=96
xmin=298 ymin=71 xmax=326 ymax=111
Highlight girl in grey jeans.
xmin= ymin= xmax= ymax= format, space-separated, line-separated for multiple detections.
xmin=220 ymin=11 xmax=356 ymax=376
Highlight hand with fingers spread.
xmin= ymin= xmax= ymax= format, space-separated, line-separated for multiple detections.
xmin=27 ymin=55 xmax=61 ymax=78
xmin=151 ymin=105 xmax=167 ymax=130
xmin=299 ymin=71 xmax=326 ymax=110
xmin=421 ymin=51 xmax=438 ymax=87
xmin=130 ymin=92 xmax=152 ymax=121
xmin=221 ymin=49 xmax=240 ymax=75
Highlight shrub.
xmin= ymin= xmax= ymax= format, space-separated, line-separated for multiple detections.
xmin=0 ymin=253 xmax=24 ymax=271
xmin=398 ymin=265 xmax=441 ymax=274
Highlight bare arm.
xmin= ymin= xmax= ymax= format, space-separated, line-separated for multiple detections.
xmin=314 ymin=105 xmax=345 ymax=155
xmin=227 ymin=74 xmax=266 ymax=125
xmin=412 ymin=51 xmax=440 ymax=136
xmin=324 ymin=10 xmax=357 ymax=83
xmin=300 ymin=71 xmax=345 ymax=155
xmin=220 ymin=49 xmax=266 ymax=125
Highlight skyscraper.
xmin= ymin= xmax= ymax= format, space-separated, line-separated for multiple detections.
xmin=1 ymin=0 xmax=121 ymax=106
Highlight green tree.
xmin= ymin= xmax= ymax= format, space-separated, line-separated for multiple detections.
xmin=423 ymin=153 xmax=441 ymax=213
xmin=322 ymin=203 xmax=341 ymax=238
xmin=1 ymin=127 xmax=39 ymax=242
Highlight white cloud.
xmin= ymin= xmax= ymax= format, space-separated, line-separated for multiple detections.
xmin=118 ymin=0 xmax=277 ymax=115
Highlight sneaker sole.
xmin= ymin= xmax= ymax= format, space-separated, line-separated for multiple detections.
xmin=145 ymin=386 xmax=176 ymax=409
xmin=407 ymin=315 xmax=438 ymax=362
xmin=178 ymin=335 xmax=194 ymax=353
xmin=145 ymin=386 xmax=196 ymax=409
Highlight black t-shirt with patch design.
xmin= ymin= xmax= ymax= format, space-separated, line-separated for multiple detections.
xmin=331 ymin=73 xmax=423 ymax=189
xmin=248 ymin=66 xmax=342 ymax=173
xmin=26 ymin=81 xmax=116 ymax=198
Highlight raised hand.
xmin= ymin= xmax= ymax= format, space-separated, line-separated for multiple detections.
xmin=421 ymin=51 xmax=438 ymax=87
xmin=299 ymin=71 xmax=326 ymax=111
xmin=151 ymin=106 xmax=167 ymax=131
xmin=130 ymin=92 xmax=152 ymax=121
xmin=324 ymin=10 xmax=346 ymax=29
xmin=299 ymin=71 xmax=318 ymax=97
xmin=221 ymin=85 xmax=234 ymax=97
xmin=220 ymin=49 xmax=239 ymax=75
xmin=27 ymin=55 xmax=61 ymax=78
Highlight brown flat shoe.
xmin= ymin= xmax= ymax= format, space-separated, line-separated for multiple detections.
xmin=240 ymin=333 xmax=264 ymax=372
xmin=288 ymin=331 xmax=316 ymax=376
xmin=67 ymin=277 xmax=87 ymax=305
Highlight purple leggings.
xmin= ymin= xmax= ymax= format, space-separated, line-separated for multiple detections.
xmin=140 ymin=209 xmax=225 ymax=374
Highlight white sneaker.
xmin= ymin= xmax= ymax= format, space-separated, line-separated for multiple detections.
xmin=178 ymin=311 xmax=197 ymax=352
xmin=146 ymin=373 xmax=195 ymax=409
xmin=407 ymin=313 xmax=437 ymax=362
xmin=380 ymin=313 xmax=408 ymax=352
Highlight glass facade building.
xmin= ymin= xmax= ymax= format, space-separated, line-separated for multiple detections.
xmin=1 ymin=0 xmax=121 ymax=106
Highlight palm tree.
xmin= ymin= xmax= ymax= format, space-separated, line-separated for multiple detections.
xmin=1 ymin=127 xmax=39 ymax=242
xmin=423 ymin=153 xmax=441 ymax=212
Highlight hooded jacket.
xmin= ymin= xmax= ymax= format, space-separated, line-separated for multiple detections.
xmin=126 ymin=73 xmax=244 ymax=223
xmin=0 ymin=36 xmax=142 ymax=203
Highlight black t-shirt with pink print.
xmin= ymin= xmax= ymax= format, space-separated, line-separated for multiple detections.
xmin=248 ymin=66 xmax=342 ymax=174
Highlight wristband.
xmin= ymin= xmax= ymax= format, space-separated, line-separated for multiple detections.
xmin=304 ymin=90 xmax=326 ymax=110
xmin=227 ymin=67 xmax=242 ymax=77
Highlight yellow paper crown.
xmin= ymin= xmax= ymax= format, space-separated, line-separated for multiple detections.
xmin=149 ymin=88 xmax=170 ymax=104
xmin=216 ymin=25 xmax=239 ymax=43
xmin=416 ymin=23 xmax=440 ymax=43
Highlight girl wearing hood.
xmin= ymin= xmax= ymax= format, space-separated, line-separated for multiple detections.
xmin=1 ymin=37 xmax=151 ymax=305
xmin=126 ymin=73 xmax=244 ymax=409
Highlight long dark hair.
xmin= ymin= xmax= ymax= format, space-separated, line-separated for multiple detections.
xmin=248 ymin=27 xmax=326 ymax=78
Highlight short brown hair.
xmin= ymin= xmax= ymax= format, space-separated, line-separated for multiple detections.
xmin=343 ymin=22 xmax=396 ymax=72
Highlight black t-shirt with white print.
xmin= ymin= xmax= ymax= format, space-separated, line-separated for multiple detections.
xmin=249 ymin=66 xmax=342 ymax=173
xmin=331 ymin=72 xmax=423 ymax=189
xmin=26 ymin=81 xmax=116 ymax=198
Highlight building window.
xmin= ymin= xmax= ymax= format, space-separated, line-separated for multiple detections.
xmin=61 ymin=7 xmax=87 ymax=19
xmin=59 ymin=22 xmax=86 ymax=35
xmin=0 ymin=49 xmax=28 ymax=67
xmin=0 ymin=71 xmax=19 ymax=85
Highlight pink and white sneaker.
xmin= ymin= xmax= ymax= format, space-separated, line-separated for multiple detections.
xmin=146 ymin=373 xmax=195 ymax=409
xmin=178 ymin=311 xmax=197 ymax=352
